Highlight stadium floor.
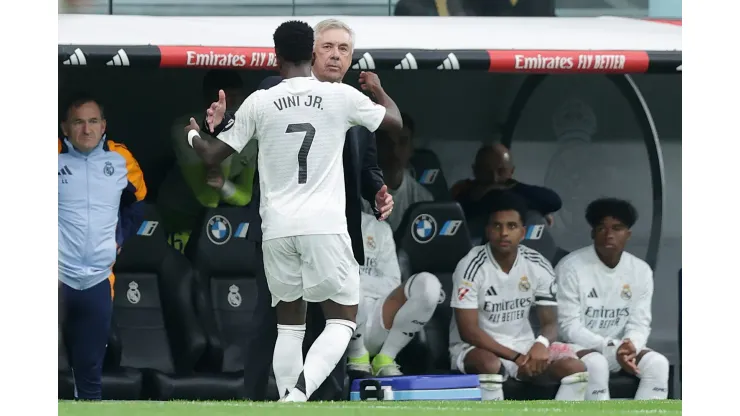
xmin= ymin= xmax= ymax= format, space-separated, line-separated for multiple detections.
xmin=59 ymin=400 xmax=682 ymax=416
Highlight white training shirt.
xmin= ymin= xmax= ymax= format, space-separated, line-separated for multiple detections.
xmin=450 ymin=243 xmax=558 ymax=353
xmin=556 ymin=245 xmax=653 ymax=352
xmin=359 ymin=212 xmax=401 ymax=300
xmin=217 ymin=77 xmax=386 ymax=241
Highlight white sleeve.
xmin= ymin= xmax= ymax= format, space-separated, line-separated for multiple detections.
xmin=343 ymin=85 xmax=386 ymax=132
xmin=376 ymin=222 xmax=402 ymax=286
xmin=216 ymin=93 xmax=259 ymax=153
xmin=533 ymin=260 xmax=557 ymax=307
xmin=450 ymin=252 xmax=484 ymax=310
xmin=623 ymin=265 xmax=654 ymax=351
xmin=556 ymin=262 xmax=613 ymax=352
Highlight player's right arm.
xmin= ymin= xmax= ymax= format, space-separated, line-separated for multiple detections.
xmin=344 ymin=73 xmax=402 ymax=133
xmin=189 ymin=91 xmax=258 ymax=168
xmin=556 ymin=261 xmax=616 ymax=352
xmin=451 ymin=251 xmax=521 ymax=362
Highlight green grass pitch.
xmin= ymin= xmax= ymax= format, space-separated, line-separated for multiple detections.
xmin=59 ymin=400 xmax=681 ymax=416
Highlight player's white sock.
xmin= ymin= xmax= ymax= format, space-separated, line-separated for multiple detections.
xmin=290 ymin=319 xmax=356 ymax=400
xmin=554 ymin=372 xmax=589 ymax=401
xmin=580 ymin=352 xmax=611 ymax=400
xmin=273 ymin=324 xmax=306 ymax=398
xmin=379 ymin=273 xmax=441 ymax=359
xmin=634 ymin=351 xmax=670 ymax=400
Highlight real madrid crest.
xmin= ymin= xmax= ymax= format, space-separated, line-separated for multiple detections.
xmin=411 ymin=214 xmax=437 ymax=244
xmin=621 ymin=284 xmax=632 ymax=300
xmin=104 ymin=161 xmax=115 ymax=176
xmin=518 ymin=276 xmax=531 ymax=292
xmin=127 ymin=281 xmax=141 ymax=304
xmin=366 ymin=235 xmax=376 ymax=250
xmin=207 ymin=215 xmax=232 ymax=245
xmin=438 ymin=288 xmax=446 ymax=304
xmin=228 ymin=284 xmax=242 ymax=308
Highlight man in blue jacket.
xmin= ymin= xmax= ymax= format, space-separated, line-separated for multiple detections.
xmin=58 ymin=93 xmax=147 ymax=400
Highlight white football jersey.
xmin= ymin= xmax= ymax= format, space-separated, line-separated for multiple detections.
xmin=217 ymin=77 xmax=386 ymax=241
xmin=556 ymin=245 xmax=653 ymax=352
xmin=450 ymin=244 xmax=557 ymax=353
xmin=359 ymin=212 xmax=401 ymax=300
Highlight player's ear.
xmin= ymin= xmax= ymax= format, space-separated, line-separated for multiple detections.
xmin=100 ymin=119 xmax=107 ymax=136
xmin=60 ymin=121 xmax=68 ymax=138
xmin=311 ymin=52 xmax=316 ymax=66
xmin=590 ymin=228 xmax=596 ymax=240
xmin=625 ymin=229 xmax=632 ymax=241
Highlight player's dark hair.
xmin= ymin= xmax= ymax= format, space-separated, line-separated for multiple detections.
xmin=488 ymin=191 xmax=529 ymax=225
xmin=62 ymin=92 xmax=104 ymax=121
xmin=203 ymin=70 xmax=243 ymax=93
xmin=273 ymin=20 xmax=314 ymax=64
xmin=585 ymin=197 xmax=638 ymax=228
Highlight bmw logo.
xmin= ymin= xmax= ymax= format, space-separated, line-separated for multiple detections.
xmin=411 ymin=214 xmax=437 ymax=244
xmin=207 ymin=215 xmax=232 ymax=245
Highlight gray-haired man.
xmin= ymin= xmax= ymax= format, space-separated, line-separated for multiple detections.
xmin=242 ymin=18 xmax=396 ymax=401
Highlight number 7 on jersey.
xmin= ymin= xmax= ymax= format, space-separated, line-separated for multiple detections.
xmin=286 ymin=123 xmax=316 ymax=184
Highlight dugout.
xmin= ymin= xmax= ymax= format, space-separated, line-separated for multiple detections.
xmin=58 ymin=14 xmax=682 ymax=400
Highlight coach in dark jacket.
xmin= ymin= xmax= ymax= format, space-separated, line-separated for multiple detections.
xmin=242 ymin=18 xmax=395 ymax=401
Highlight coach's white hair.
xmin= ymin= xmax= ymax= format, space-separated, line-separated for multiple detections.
xmin=313 ymin=18 xmax=356 ymax=51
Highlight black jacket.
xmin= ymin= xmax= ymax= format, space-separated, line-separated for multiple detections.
xmin=245 ymin=76 xmax=385 ymax=264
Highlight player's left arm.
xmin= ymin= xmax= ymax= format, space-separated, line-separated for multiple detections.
xmin=344 ymin=83 xmax=401 ymax=134
xmin=190 ymin=93 xmax=259 ymax=168
xmin=533 ymin=259 xmax=559 ymax=343
xmin=112 ymin=142 xmax=147 ymax=249
xmin=623 ymin=265 xmax=654 ymax=351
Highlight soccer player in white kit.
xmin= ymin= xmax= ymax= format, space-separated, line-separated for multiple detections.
xmin=346 ymin=212 xmax=442 ymax=377
xmin=184 ymin=20 xmax=403 ymax=402
xmin=449 ymin=193 xmax=589 ymax=401
xmin=556 ymin=198 xmax=670 ymax=400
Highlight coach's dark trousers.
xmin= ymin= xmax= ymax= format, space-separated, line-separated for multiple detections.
xmin=61 ymin=278 xmax=113 ymax=400
xmin=243 ymin=242 xmax=348 ymax=401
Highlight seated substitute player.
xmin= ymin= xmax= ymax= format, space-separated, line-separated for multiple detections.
xmin=449 ymin=192 xmax=589 ymax=401
xmin=556 ymin=198 xmax=669 ymax=400
xmin=347 ymin=211 xmax=443 ymax=377
xmin=184 ymin=20 xmax=403 ymax=402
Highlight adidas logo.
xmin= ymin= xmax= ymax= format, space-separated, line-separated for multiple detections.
xmin=587 ymin=288 xmax=598 ymax=298
xmin=58 ymin=165 xmax=73 ymax=176
xmin=62 ymin=48 xmax=87 ymax=66
xmin=437 ymin=53 xmax=460 ymax=70
xmin=106 ymin=49 xmax=130 ymax=67
xmin=351 ymin=52 xmax=376 ymax=70
xmin=485 ymin=286 xmax=498 ymax=296
xmin=395 ymin=53 xmax=418 ymax=70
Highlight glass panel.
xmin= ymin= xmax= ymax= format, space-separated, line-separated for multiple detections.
xmin=59 ymin=0 xmax=680 ymax=17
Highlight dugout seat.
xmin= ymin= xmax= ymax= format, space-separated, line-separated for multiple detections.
xmin=409 ymin=149 xmax=451 ymax=201
xmin=185 ymin=207 xmax=261 ymax=395
xmin=110 ymin=203 xmax=243 ymax=400
xmin=393 ymin=201 xmax=473 ymax=374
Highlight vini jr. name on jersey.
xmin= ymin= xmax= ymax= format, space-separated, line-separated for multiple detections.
xmin=273 ymin=95 xmax=324 ymax=111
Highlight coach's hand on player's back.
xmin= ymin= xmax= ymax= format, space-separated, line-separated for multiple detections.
xmin=616 ymin=339 xmax=639 ymax=375
xmin=206 ymin=89 xmax=227 ymax=133
xmin=525 ymin=342 xmax=550 ymax=376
